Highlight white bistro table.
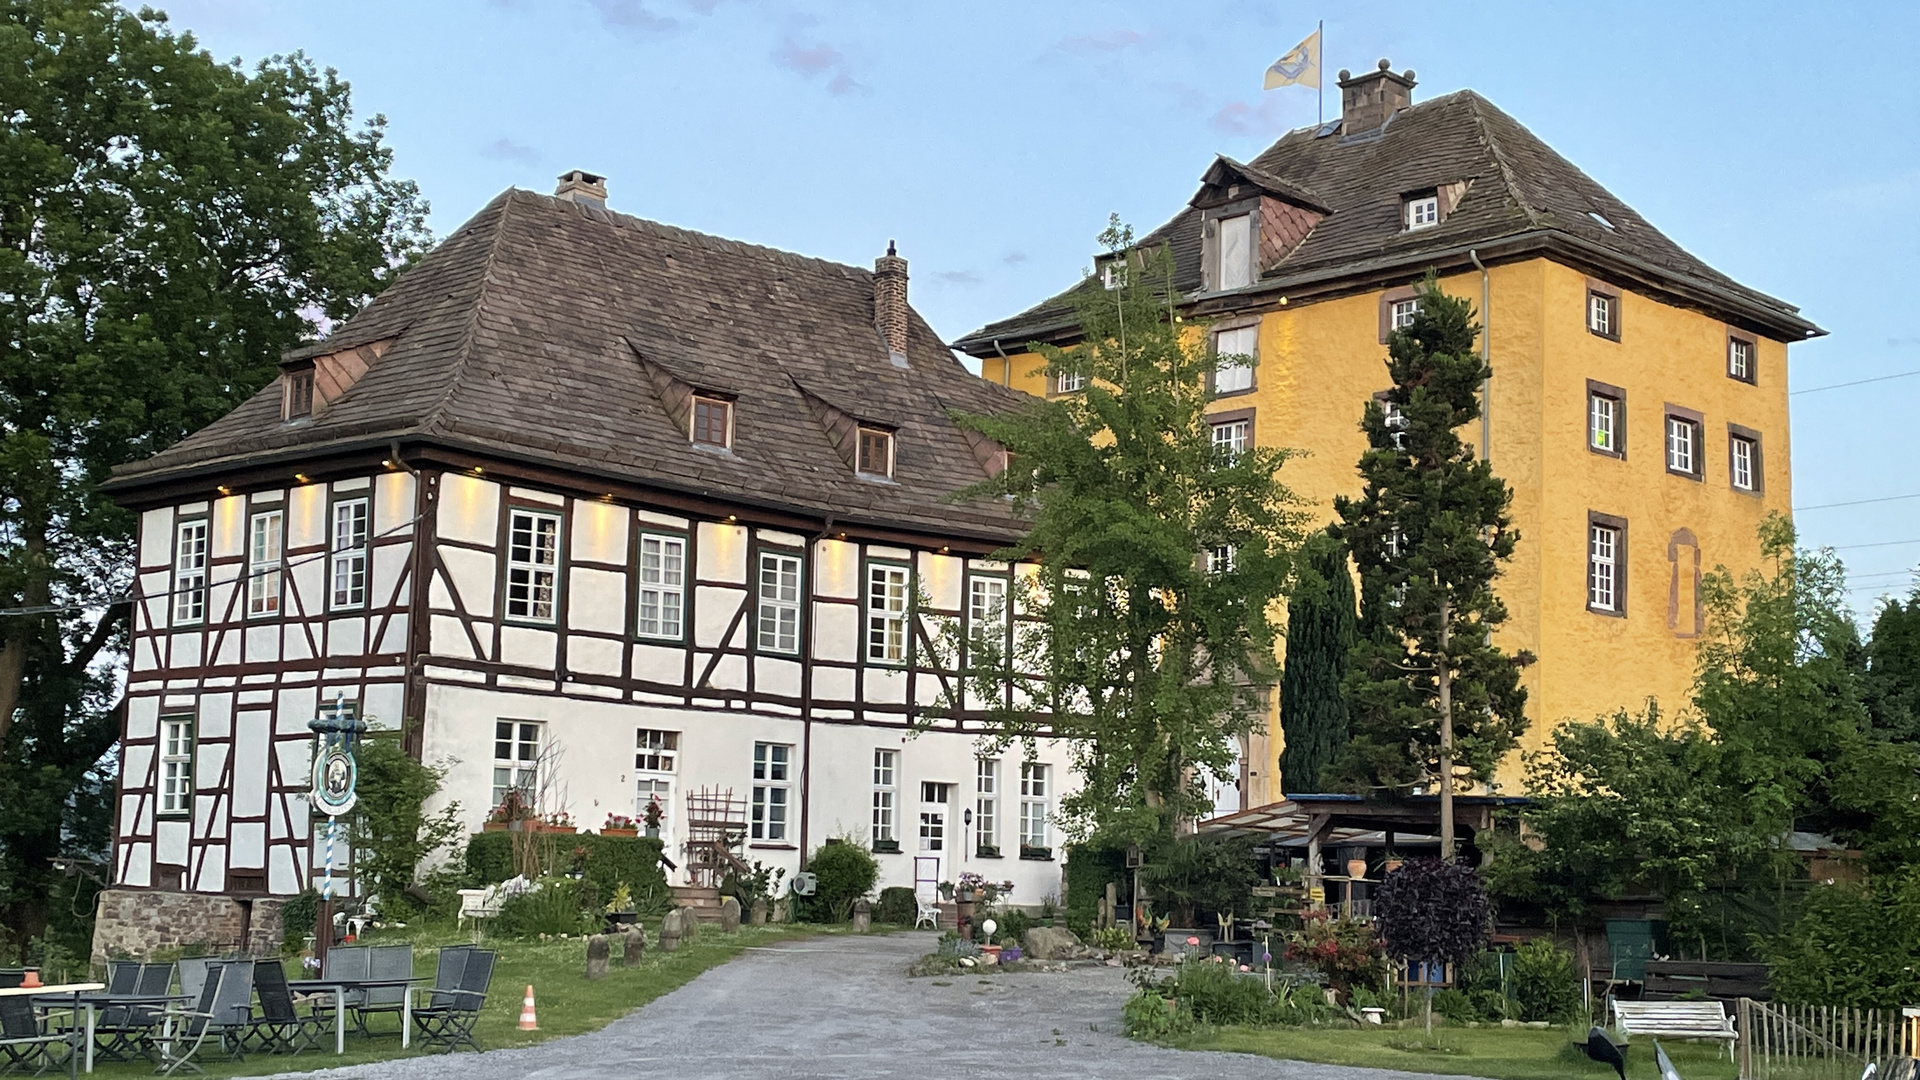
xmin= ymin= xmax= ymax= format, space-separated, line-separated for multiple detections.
xmin=2 ymin=982 xmax=105 ymax=1075
xmin=287 ymin=977 xmax=422 ymax=1053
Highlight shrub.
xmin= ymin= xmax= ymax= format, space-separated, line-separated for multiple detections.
xmin=804 ymin=840 xmax=879 ymax=922
xmin=1123 ymin=987 xmax=1191 ymax=1039
xmin=993 ymin=908 xmax=1035 ymax=946
xmin=1090 ymin=925 xmax=1134 ymax=951
xmin=280 ymin=890 xmax=320 ymax=951
xmin=1285 ymin=912 xmax=1387 ymax=999
xmin=1431 ymin=988 xmax=1475 ymax=1024
xmin=1139 ymin=835 xmax=1259 ymax=926
xmin=495 ymin=877 xmax=593 ymax=938
xmin=1172 ymin=957 xmax=1272 ymax=1025
xmin=464 ymin=831 xmax=668 ymax=914
xmin=1372 ymin=860 xmax=1490 ymax=975
xmin=720 ymin=860 xmax=786 ymax=913
xmin=876 ymin=886 xmax=917 ymax=925
xmin=348 ymin=734 xmax=464 ymax=918
xmin=1768 ymin=870 xmax=1920 ymax=1008
xmin=1063 ymin=838 xmax=1129 ymax=932
xmin=1511 ymin=938 xmax=1582 ymax=1022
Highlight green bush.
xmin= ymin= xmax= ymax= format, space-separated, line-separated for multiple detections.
xmin=463 ymin=831 xmax=668 ymax=914
xmin=1064 ymin=838 xmax=1128 ymax=933
xmin=1511 ymin=938 xmax=1582 ymax=1022
xmin=495 ymin=877 xmax=593 ymax=938
xmin=1089 ymin=925 xmax=1134 ymax=951
xmin=1769 ymin=869 xmax=1920 ymax=1008
xmin=803 ymin=841 xmax=879 ymax=922
xmin=1431 ymin=988 xmax=1475 ymax=1024
xmin=349 ymin=734 xmax=463 ymax=918
xmin=1139 ymin=835 xmax=1259 ymax=926
xmin=1171 ymin=957 xmax=1273 ymax=1024
xmin=876 ymin=886 xmax=917 ymax=925
xmin=1123 ymin=987 xmax=1192 ymax=1039
xmin=281 ymin=889 xmax=320 ymax=951
xmin=993 ymin=908 xmax=1035 ymax=946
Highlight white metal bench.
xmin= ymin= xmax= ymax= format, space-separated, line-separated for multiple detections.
xmin=1613 ymin=999 xmax=1738 ymax=1061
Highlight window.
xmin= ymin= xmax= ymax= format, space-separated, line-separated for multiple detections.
xmin=751 ymin=742 xmax=791 ymax=841
xmin=856 ymin=428 xmax=893 ymax=478
xmin=1215 ymin=213 xmax=1253 ymax=290
xmin=1206 ymin=545 xmax=1237 ymax=575
xmin=691 ymin=396 xmax=731 ymax=448
xmin=1380 ymin=398 xmax=1408 ymax=450
xmin=159 ymin=715 xmax=193 ymax=816
xmin=330 ymin=499 xmax=369 ymax=610
xmin=634 ymin=728 xmax=678 ymax=773
xmin=491 ymin=721 xmax=542 ymax=808
xmin=1019 ymin=763 xmax=1050 ymax=849
xmin=1212 ymin=326 xmax=1256 ymax=394
xmin=1385 ymin=526 xmax=1406 ymax=560
xmin=1729 ymin=426 xmax=1764 ymax=493
xmin=975 ymin=759 xmax=999 ymax=853
xmin=1211 ymin=419 xmax=1250 ymax=461
xmin=968 ymin=576 xmax=1008 ymax=634
xmin=1405 ymin=195 xmax=1439 ymax=229
xmin=1101 ymin=261 xmax=1127 ymax=290
xmin=1390 ymin=298 xmax=1421 ymax=331
xmin=1666 ymin=414 xmax=1700 ymax=477
xmin=757 ymin=552 xmax=802 ymax=653
xmin=1588 ymin=522 xmax=1621 ymax=613
xmin=872 ymin=749 xmax=897 ymax=844
xmin=1728 ymin=336 xmax=1755 ymax=383
xmin=866 ymin=563 xmax=910 ymax=664
xmin=1054 ymin=369 xmax=1087 ymax=394
xmin=919 ymin=781 xmax=951 ymax=852
xmin=506 ymin=510 xmax=561 ymax=622
xmin=637 ymin=534 xmax=686 ymax=639
xmin=1588 ymin=289 xmax=1618 ymax=338
xmin=1587 ymin=383 xmax=1624 ymax=457
xmin=173 ymin=519 xmax=209 ymax=626
xmin=247 ymin=509 xmax=283 ymax=618
xmin=635 ymin=777 xmax=671 ymax=826
xmin=283 ymin=368 xmax=314 ymax=420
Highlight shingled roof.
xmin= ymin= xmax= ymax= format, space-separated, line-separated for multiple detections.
xmin=955 ymin=90 xmax=1820 ymax=353
xmin=107 ymin=188 xmax=1033 ymax=542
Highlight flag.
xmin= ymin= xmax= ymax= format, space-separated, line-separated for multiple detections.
xmin=1264 ymin=29 xmax=1321 ymax=89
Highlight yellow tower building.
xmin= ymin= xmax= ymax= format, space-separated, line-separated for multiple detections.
xmin=954 ymin=63 xmax=1821 ymax=801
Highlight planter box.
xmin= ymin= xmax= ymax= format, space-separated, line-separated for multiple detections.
xmin=975 ymin=845 xmax=1001 ymax=859
xmin=1019 ymin=845 xmax=1053 ymax=861
xmin=871 ymin=839 xmax=901 ymax=854
xmin=481 ymin=821 xmax=512 ymax=833
xmin=539 ymin=825 xmax=578 ymax=835
xmin=601 ymin=828 xmax=639 ymax=838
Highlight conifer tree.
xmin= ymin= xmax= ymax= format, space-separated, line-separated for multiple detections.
xmin=1327 ymin=278 xmax=1529 ymax=855
xmin=1278 ymin=532 xmax=1356 ymax=794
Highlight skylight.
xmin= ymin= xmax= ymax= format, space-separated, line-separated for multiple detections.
xmin=1588 ymin=210 xmax=1616 ymax=230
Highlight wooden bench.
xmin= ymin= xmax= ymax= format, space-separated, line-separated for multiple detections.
xmin=1612 ymin=999 xmax=1738 ymax=1061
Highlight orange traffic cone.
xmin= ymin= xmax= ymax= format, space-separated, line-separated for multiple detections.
xmin=518 ymin=985 xmax=539 ymax=1031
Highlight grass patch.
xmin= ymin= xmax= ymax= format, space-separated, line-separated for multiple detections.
xmin=1176 ymin=1024 xmax=1741 ymax=1080
xmin=78 ymin=922 xmax=850 ymax=1077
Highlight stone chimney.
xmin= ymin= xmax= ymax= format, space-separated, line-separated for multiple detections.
xmin=555 ymin=169 xmax=608 ymax=208
xmin=873 ymin=240 xmax=910 ymax=362
xmin=1337 ymin=59 xmax=1417 ymax=133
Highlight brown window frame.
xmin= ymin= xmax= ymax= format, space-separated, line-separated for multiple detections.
xmin=283 ymin=365 xmax=315 ymax=421
xmin=691 ymin=395 xmax=733 ymax=449
xmin=1587 ymin=511 xmax=1628 ymax=618
xmin=1208 ymin=406 xmax=1256 ymax=462
xmin=1586 ymin=279 xmax=1622 ymax=342
xmin=1727 ymin=423 xmax=1765 ymax=495
xmin=1209 ymin=320 xmax=1259 ymax=398
xmin=1378 ymin=285 xmax=1421 ymax=344
xmin=1726 ymin=330 xmax=1758 ymax=385
xmin=1663 ymin=404 xmax=1705 ymax=480
xmin=856 ymin=426 xmax=894 ymax=478
xmin=1586 ymin=379 xmax=1626 ymax=459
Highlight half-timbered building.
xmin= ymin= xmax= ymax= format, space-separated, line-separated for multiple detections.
xmin=93 ymin=171 xmax=1076 ymax=950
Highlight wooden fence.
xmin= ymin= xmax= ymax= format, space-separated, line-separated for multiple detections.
xmin=1736 ymin=999 xmax=1920 ymax=1080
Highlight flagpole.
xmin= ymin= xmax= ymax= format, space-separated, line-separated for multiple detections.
xmin=1318 ymin=19 xmax=1325 ymax=126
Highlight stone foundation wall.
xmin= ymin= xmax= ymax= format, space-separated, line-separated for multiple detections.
xmin=90 ymin=889 xmax=287 ymax=965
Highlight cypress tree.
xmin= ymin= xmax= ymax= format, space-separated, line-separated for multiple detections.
xmin=1279 ymin=533 xmax=1356 ymax=794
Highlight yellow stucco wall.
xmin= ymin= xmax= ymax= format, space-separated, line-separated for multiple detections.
xmin=981 ymin=256 xmax=1793 ymax=798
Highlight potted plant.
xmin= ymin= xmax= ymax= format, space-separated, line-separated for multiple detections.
xmin=642 ymin=797 xmax=664 ymax=839
xmin=975 ymin=844 xmax=1001 ymax=859
xmin=1019 ymin=844 xmax=1052 ymax=861
xmin=483 ymin=789 xmax=532 ymax=832
xmin=482 ymin=803 xmax=514 ymax=832
xmin=602 ymin=814 xmax=639 ymax=838
xmin=604 ymin=882 xmax=639 ymax=930
xmin=542 ymin=810 xmax=577 ymax=835
xmin=871 ymin=837 xmax=901 ymax=854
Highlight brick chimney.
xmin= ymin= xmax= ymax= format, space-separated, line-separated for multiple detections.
xmin=1337 ymin=59 xmax=1417 ymax=133
xmin=555 ymin=169 xmax=608 ymax=208
xmin=873 ymin=240 xmax=910 ymax=363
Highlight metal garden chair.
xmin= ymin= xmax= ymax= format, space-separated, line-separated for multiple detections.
xmin=154 ymin=959 xmax=255 ymax=1075
xmin=0 ymin=995 xmax=75 ymax=1077
xmin=241 ymin=959 xmax=327 ymax=1056
xmin=353 ymin=945 xmax=414 ymax=1036
xmin=410 ymin=949 xmax=494 ymax=1053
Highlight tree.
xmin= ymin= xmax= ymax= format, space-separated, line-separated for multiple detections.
xmin=1137 ymin=834 xmax=1259 ymax=927
xmin=347 ymin=736 xmax=462 ymax=919
xmin=1768 ymin=869 xmax=1920 ymax=1008
xmin=1861 ymin=594 xmax=1920 ymax=744
xmin=1372 ymin=859 xmax=1489 ymax=1035
xmin=0 ymin=1 xmax=430 ymax=958
xmin=1279 ymin=532 xmax=1356 ymax=794
xmin=1328 ymin=277 xmax=1528 ymax=856
xmin=951 ymin=217 xmax=1305 ymax=842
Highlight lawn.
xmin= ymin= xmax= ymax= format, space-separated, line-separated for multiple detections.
xmin=77 ymin=921 xmax=855 ymax=1077
xmin=1176 ymin=1023 xmax=1741 ymax=1080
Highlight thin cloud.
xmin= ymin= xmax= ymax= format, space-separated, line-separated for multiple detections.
xmin=587 ymin=0 xmax=679 ymax=33
xmin=1002 ymin=252 xmax=1028 ymax=266
xmin=1210 ymin=97 xmax=1290 ymax=137
xmin=1057 ymin=28 xmax=1151 ymax=54
xmin=931 ymin=270 xmax=983 ymax=288
xmin=771 ymin=35 xmax=864 ymax=95
xmin=481 ymin=138 xmax=539 ymax=163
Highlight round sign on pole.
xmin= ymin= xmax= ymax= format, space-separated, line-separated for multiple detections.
xmin=311 ymin=743 xmax=358 ymax=817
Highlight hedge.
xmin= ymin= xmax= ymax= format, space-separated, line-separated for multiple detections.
xmin=1064 ymin=838 xmax=1130 ymax=935
xmin=463 ymin=831 xmax=669 ymax=912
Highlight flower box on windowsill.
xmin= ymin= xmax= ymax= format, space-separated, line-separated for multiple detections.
xmin=871 ymin=839 xmax=901 ymax=854
xmin=481 ymin=822 xmax=512 ymax=833
xmin=538 ymin=824 xmax=578 ymax=835
xmin=600 ymin=827 xmax=639 ymax=838
xmin=975 ymin=845 xmax=1002 ymax=859
xmin=1019 ymin=845 xmax=1054 ymax=861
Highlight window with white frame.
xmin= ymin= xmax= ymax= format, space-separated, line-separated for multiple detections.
xmin=968 ymin=576 xmax=1008 ymax=635
xmin=751 ymin=742 xmax=792 ymax=841
xmin=1588 ymin=291 xmax=1616 ymax=337
xmin=1019 ymin=763 xmax=1050 ymax=849
xmin=173 ymin=519 xmax=209 ymax=626
xmin=919 ymin=781 xmax=951 ymax=852
xmin=867 ymin=563 xmax=910 ymax=664
xmin=757 ymin=551 xmax=802 ymax=653
xmin=635 ymin=777 xmax=671 ymax=826
xmin=1211 ymin=419 xmax=1250 ymax=461
xmin=492 ymin=720 xmax=542 ymax=809
xmin=1589 ymin=523 xmax=1620 ymax=613
xmin=1390 ymin=298 xmax=1421 ymax=331
xmin=1666 ymin=415 xmax=1698 ymax=476
xmin=1213 ymin=326 xmax=1256 ymax=394
xmin=1206 ymin=545 xmax=1237 ymax=575
xmin=330 ymin=499 xmax=369 ymax=610
xmin=634 ymin=728 xmax=678 ymax=773
xmin=975 ymin=759 xmax=998 ymax=853
xmin=247 ymin=509 xmax=283 ymax=618
xmin=505 ymin=510 xmax=561 ymax=622
xmin=1728 ymin=337 xmax=1754 ymax=382
xmin=872 ymin=749 xmax=897 ymax=844
xmin=1590 ymin=393 xmax=1620 ymax=454
xmin=637 ymin=533 xmax=686 ymax=639
xmin=1385 ymin=526 xmax=1406 ymax=560
xmin=159 ymin=715 xmax=193 ymax=816
xmin=1055 ymin=369 xmax=1087 ymax=394
xmin=1405 ymin=195 xmax=1440 ymax=229
xmin=1215 ymin=213 xmax=1253 ymax=290
xmin=1731 ymin=434 xmax=1757 ymax=491
xmin=1381 ymin=398 xmax=1408 ymax=449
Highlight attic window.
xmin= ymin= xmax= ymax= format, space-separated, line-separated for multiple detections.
xmin=691 ymin=396 xmax=732 ymax=449
xmin=1405 ymin=195 xmax=1440 ymax=230
xmin=1101 ymin=262 xmax=1128 ymax=290
xmin=283 ymin=368 xmax=315 ymax=421
xmin=857 ymin=427 xmax=894 ymax=478
xmin=1214 ymin=213 xmax=1253 ymax=290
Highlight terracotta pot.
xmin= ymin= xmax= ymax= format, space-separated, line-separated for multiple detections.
xmin=601 ymin=828 xmax=639 ymax=838
xmin=1384 ymin=858 xmax=1404 ymax=873
xmin=481 ymin=821 xmax=511 ymax=832
xmin=1346 ymin=858 xmax=1368 ymax=880
xmin=540 ymin=824 xmax=579 ymax=835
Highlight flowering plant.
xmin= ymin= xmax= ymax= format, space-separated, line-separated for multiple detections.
xmin=643 ymin=797 xmax=665 ymax=827
xmin=941 ymin=872 xmax=1016 ymax=904
xmin=545 ymin=810 xmax=575 ymax=828
xmin=1284 ymin=910 xmax=1387 ymax=999
xmin=603 ymin=814 xmax=637 ymax=831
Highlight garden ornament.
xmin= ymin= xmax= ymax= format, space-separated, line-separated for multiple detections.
xmin=1580 ymin=1026 xmax=1626 ymax=1080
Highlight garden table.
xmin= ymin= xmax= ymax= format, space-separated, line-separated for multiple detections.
xmin=61 ymin=991 xmax=189 ymax=1072
xmin=2 ymin=982 xmax=103 ymax=1077
xmin=288 ymin=977 xmax=424 ymax=1053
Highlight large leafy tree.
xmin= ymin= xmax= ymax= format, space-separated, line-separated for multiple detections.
xmin=1278 ymin=532 xmax=1355 ymax=794
xmin=0 ymin=1 xmax=430 ymax=959
xmin=951 ymin=217 xmax=1305 ymax=842
xmin=1327 ymin=278 xmax=1528 ymax=855
xmin=1861 ymin=594 xmax=1920 ymax=744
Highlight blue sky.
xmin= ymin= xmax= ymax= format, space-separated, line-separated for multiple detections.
xmin=161 ymin=0 xmax=1920 ymax=611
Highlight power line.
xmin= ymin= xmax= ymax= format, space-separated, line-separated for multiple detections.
xmin=1793 ymin=369 xmax=1920 ymax=396
xmin=1832 ymin=538 xmax=1920 ymax=551
xmin=1795 ymin=492 xmax=1920 ymax=511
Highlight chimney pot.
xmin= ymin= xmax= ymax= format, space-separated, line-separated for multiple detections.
xmin=873 ymin=243 xmax=910 ymax=362
xmin=1337 ymin=60 xmax=1417 ymax=133
xmin=555 ymin=169 xmax=608 ymax=208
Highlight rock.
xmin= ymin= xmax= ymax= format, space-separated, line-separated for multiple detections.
xmin=719 ymin=897 xmax=742 ymax=932
xmin=621 ymin=925 xmax=647 ymax=966
xmin=749 ymin=898 xmax=768 ymax=927
xmin=585 ymin=934 xmax=609 ymax=980
xmin=1500 ymin=1018 xmax=1519 ymax=1028
xmin=1023 ymin=926 xmax=1088 ymax=961
xmin=658 ymin=908 xmax=685 ymax=953
xmin=772 ymin=897 xmax=790 ymax=924
xmin=851 ymin=899 xmax=871 ymax=933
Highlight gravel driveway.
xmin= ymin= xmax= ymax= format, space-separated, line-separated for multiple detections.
xmin=270 ymin=931 xmax=1486 ymax=1080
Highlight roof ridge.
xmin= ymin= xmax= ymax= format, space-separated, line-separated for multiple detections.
xmin=416 ymin=191 xmax=521 ymax=437
xmin=1462 ymin=91 xmax=1545 ymax=230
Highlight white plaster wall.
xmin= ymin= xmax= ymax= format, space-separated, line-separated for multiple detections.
xmin=438 ymin=475 xmax=500 ymax=546
xmin=571 ymin=500 xmax=628 ymax=565
xmin=139 ymin=508 xmax=174 ymax=569
xmin=287 ymin=485 xmax=326 ymax=549
xmin=697 ymin=522 xmax=748 ymax=584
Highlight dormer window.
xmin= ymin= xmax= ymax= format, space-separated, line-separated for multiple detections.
xmin=857 ymin=427 xmax=894 ymax=478
xmin=692 ymin=395 xmax=732 ymax=449
xmin=1405 ymin=194 xmax=1440 ymax=230
xmin=1214 ymin=213 xmax=1254 ymax=290
xmin=1101 ymin=262 xmax=1128 ymax=290
xmin=283 ymin=367 xmax=315 ymax=421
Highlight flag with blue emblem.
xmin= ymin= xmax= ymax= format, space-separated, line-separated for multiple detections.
xmin=1264 ymin=28 xmax=1321 ymax=89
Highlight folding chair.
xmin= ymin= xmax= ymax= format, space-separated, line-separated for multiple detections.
xmin=0 ymin=995 xmax=74 ymax=1077
xmin=321 ymin=945 xmax=371 ymax=1013
xmin=241 ymin=959 xmax=327 ymax=1056
xmin=410 ymin=949 xmax=494 ymax=1053
xmin=353 ymin=945 xmax=414 ymax=1036
xmin=92 ymin=961 xmax=175 ymax=1062
xmin=154 ymin=962 xmax=232 ymax=1077
xmin=176 ymin=957 xmax=213 ymax=1005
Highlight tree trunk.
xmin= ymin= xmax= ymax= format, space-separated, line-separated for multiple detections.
xmin=0 ymin=529 xmax=51 ymax=747
xmin=1438 ymin=597 xmax=1455 ymax=862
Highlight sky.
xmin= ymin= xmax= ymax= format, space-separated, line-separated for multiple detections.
xmin=155 ymin=0 xmax=1920 ymax=614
